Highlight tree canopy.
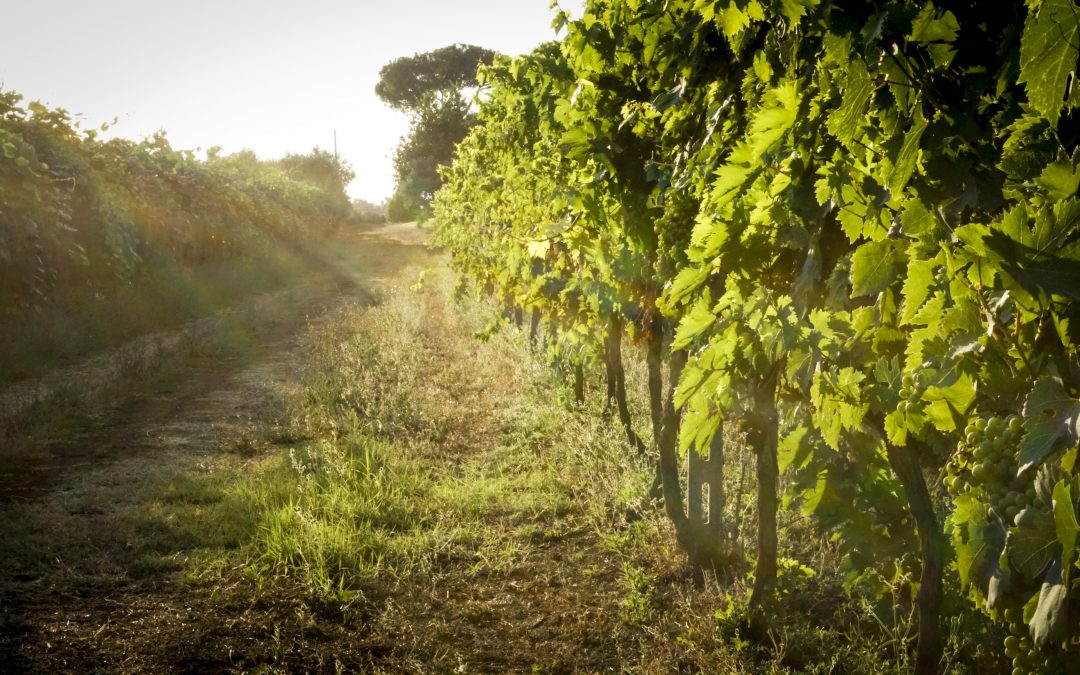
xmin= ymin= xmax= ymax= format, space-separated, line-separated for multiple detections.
xmin=376 ymin=43 xmax=494 ymax=221
xmin=375 ymin=44 xmax=495 ymax=114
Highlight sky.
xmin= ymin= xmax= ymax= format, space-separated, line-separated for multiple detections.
xmin=1 ymin=1 xmax=583 ymax=203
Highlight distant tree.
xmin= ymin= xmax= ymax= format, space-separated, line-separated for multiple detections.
xmin=376 ymin=44 xmax=494 ymax=221
xmin=352 ymin=197 xmax=386 ymax=224
xmin=276 ymin=148 xmax=355 ymax=199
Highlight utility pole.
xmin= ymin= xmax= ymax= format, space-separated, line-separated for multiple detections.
xmin=333 ymin=130 xmax=338 ymax=160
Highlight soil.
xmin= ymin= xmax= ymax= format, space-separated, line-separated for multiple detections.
xmin=0 ymin=224 xmax=440 ymax=673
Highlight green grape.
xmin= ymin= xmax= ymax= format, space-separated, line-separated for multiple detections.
xmin=902 ymin=374 xmax=914 ymax=387
xmin=973 ymin=463 xmax=990 ymax=482
xmin=998 ymin=457 xmax=1013 ymax=475
xmin=1008 ymin=415 xmax=1023 ymax=432
xmin=975 ymin=418 xmax=988 ymax=431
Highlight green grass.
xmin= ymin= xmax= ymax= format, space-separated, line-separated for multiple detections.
xmin=99 ymin=263 xmax=1005 ymax=671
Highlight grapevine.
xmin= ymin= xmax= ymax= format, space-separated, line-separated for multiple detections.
xmin=434 ymin=0 xmax=1080 ymax=671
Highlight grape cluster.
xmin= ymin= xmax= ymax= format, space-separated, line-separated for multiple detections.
xmin=896 ymin=372 xmax=927 ymax=414
xmin=943 ymin=415 xmax=1035 ymax=522
xmin=1003 ymin=608 xmax=1049 ymax=674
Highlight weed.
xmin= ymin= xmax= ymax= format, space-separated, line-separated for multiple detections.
xmin=619 ymin=562 xmax=657 ymax=627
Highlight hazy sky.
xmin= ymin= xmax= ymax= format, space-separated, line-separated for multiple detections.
xmin=2 ymin=1 xmax=582 ymax=203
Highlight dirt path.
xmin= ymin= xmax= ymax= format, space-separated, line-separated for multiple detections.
xmin=0 ymin=224 xmax=435 ymax=672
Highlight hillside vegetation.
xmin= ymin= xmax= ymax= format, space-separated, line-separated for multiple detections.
xmin=0 ymin=90 xmax=356 ymax=384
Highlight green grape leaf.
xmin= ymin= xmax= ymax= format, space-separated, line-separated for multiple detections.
xmin=718 ymin=2 xmax=762 ymax=42
xmin=777 ymin=0 xmax=817 ymax=25
xmin=811 ymin=367 xmax=869 ymax=450
xmin=1018 ymin=0 xmax=1080 ymax=124
xmin=1009 ymin=504 xmax=1059 ymax=580
xmin=1036 ymin=461 xmax=1069 ymax=507
xmin=1030 ymin=556 xmax=1068 ymax=647
xmin=986 ymin=564 xmax=1013 ymax=610
xmin=900 ymin=197 xmax=939 ymax=243
xmin=952 ymin=493 xmax=1005 ymax=590
xmin=850 ymin=240 xmax=906 ymax=298
xmin=661 ymin=265 xmax=710 ymax=312
xmin=1002 ymin=255 xmax=1080 ymax=303
xmin=923 ymin=373 xmax=977 ymax=432
xmin=778 ymin=424 xmax=813 ymax=473
xmin=908 ymin=2 xmax=959 ymax=43
xmin=1052 ymin=479 xmax=1080 ymax=584
xmin=1035 ymin=161 xmax=1080 ymax=200
xmin=888 ymin=107 xmax=928 ymax=196
xmin=526 ymin=239 xmax=550 ymax=259
xmin=747 ymin=80 xmax=801 ymax=158
xmin=673 ymin=296 xmax=715 ymax=349
xmin=900 ymin=256 xmax=937 ymax=325
xmin=1018 ymin=376 xmax=1080 ymax=474
xmin=675 ymin=358 xmax=710 ymax=409
xmin=907 ymin=2 xmax=960 ymax=68
xmin=826 ymin=57 xmax=873 ymax=148
xmin=679 ymin=392 xmax=722 ymax=454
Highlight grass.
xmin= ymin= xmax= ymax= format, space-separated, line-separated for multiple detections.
xmin=160 ymin=264 xmax=927 ymax=671
xmin=0 ymin=253 xmax=1008 ymax=672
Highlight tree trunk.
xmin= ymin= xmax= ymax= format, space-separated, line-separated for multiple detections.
xmin=657 ymin=350 xmax=735 ymax=569
xmin=604 ymin=315 xmax=646 ymax=457
xmin=529 ymin=307 xmax=541 ymax=349
xmin=646 ymin=317 xmax=665 ymax=446
xmin=748 ymin=371 xmax=780 ymax=610
xmin=658 ymin=350 xmax=689 ymax=527
xmin=646 ymin=316 xmax=666 ymax=497
xmin=573 ymin=361 xmax=585 ymax=404
xmin=886 ymin=441 xmax=945 ymax=675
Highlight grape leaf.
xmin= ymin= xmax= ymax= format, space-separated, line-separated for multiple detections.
xmin=987 ymin=565 xmax=1013 ymax=610
xmin=888 ymin=108 xmax=929 ymax=196
xmin=1018 ymin=376 xmax=1080 ymax=474
xmin=1052 ymin=479 xmax=1080 ymax=583
xmin=1009 ymin=505 xmax=1058 ymax=580
xmin=1018 ymin=0 xmax=1080 ymax=124
xmin=811 ymin=367 xmax=869 ymax=450
xmin=952 ymin=493 xmax=1005 ymax=590
xmin=908 ymin=2 xmax=960 ymax=68
xmin=850 ymin=240 xmax=906 ymax=298
xmin=900 ymin=257 xmax=936 ymax=325
xmin=661 ymin=265 xmax=710 ymax=311
xmin=747 ymin=80 xmax=801 ymax=158
xmin=679 ymin=392 xmax=722 ymax=454
xmin=673 ymin=296 xmax=716 ymax=349
xmin=778 ymin=425 xmax=813 ymax=473
xmin=1035 ymin=161 xmax=1080 ymax=200
xmin=1030 ymin=556 xmax=1068 ymax=647
xmin=923 ymin=373 xmax=977 ymax=432
xmin=827 ymin=57 xmax=873 ymax=148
